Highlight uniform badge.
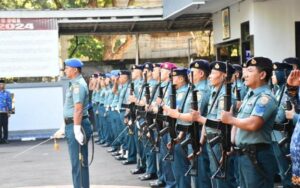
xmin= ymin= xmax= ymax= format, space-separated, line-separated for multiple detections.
xmin=273 ymin=64 xmax=277 ymax=70
xmin=195 ymin=63 xmax=199 ymax=68
xmin=259 ymin=95 xmax=269 ymax=105
xmin=73 ymin=85 xmax=80 ymax=94
xmin=215 ymin=63 xmax=220 ymax=69
xmin=164 ymin=64 xmax=168 ymax=68
xmin=146 ymin=64 xmax=149 ymax=68
xmin=251 ymin=59 xmax=257 ymax=65
xmin=197 ymin=92 xmax=202 ymax=101
xmin=219 ymin=99 xmax=224 ymax=110
xmin=177 ymin=93 xmax=184 ymax=101
xmin=173 ymin=72 xmax=177 ymax=76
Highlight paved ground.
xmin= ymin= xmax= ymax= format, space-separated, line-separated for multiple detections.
xmin=0 ymin=139 xmax=149 ymax=188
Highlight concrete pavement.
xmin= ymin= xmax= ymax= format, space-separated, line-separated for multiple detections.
xmin=0 ymin=139 xmax=149 ymax=188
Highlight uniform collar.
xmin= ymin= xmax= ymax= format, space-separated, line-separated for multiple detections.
xmin=70 ymin=74 xmax=82 ymax=83
xmin=251 ymin=84 xmax=270 ymax=96
xmin=195 ymin=80 xmax=207 ymax=90
xmin=177 ymin=84 xmax=188 ymax=92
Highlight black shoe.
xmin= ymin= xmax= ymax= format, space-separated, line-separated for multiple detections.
xmin=94 ymin=139 xmax=100 ymax=143
xmin=122 ymin=160 xmax=136 ymax=165
xmin=149 ymin=180 xmax=165 ymax=188
xmin=0 ymin=139 xmax=3 ymax=144
xmin=102 ymin=143 xmax=110 ymax=147
xmin=3 ymin=140 xmax=9 ymax=144
xmin=115 ymin=155 xmax=127 ymax=161
xmin=96 ymin=140 xmax=105 ymax=145
xmin=111 ymin=151 xmax=121 ymax=156
xmin=107 ymin=147 xmax=118 ymax=153
xmin=139 ymin=173 xmax=157 ymax=181
xmin=130 ymin=168 xmax=145 ymax=175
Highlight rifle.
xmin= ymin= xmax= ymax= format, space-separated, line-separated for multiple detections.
xmin=126 ymin=81 xmax=136 ymax=135
xmin=148 ymin=70 xmax=168 ymax=152
xmin=278 ymin=69 xmax=295 ymax=147
xmin=235 ymin=75 xmax=241 ymax=101
xmin=137 ymin=72 xmax=155 ymax=143
xmin=159 ymin=69 xmax=177 ymax=161
xmin=180 ymin=71 xmax=201 ymax=176
xmin=211 ymin=61 xmax=232 ymax=179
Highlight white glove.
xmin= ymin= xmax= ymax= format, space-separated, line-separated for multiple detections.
xmin=54 ymin=124 xmax=65 ymax=139
xmin=74 ymin=125 xmax=84 ymax=145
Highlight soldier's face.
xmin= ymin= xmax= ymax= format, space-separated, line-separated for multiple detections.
xmin=161 ymin=69 xmax=170 ymax=81
xmin=271 ymin=71 xmax=278 ymax=85
xmin=132 ymin=69 xmax=141 ymax=80
xmin=152 ymin=67 xmax=160 ymax=80
xmin=64 ymin=66 xmax=77 ymax=79
xmin=119 ymin=75 xmax=128 ymax=84
xmin=189 ymin=69 xmax=202 ymax=82
xmin=244 ymin=66 xmax=264 ymax=88
xmin=0 ymin=83 xmax=4 ymax=90
xmin=209 ymin=70 xmax=225 ymax=87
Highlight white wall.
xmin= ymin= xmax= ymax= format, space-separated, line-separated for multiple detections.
xmin=252 ymin=0 xmax=300 ymax=61
xmin=8 ymin=87 xmax=64 ymax=131
xmin=213 ymin=0 xmax=300 ymax=62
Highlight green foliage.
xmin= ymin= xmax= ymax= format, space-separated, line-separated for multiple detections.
xmin=68 ymin=36 xmax=104 ymax=62
xmin=0 ymin=0 xmax=113 ymax=9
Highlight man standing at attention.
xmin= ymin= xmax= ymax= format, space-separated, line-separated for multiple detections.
xmin=54 ymin=58 xmax=93 ymax=188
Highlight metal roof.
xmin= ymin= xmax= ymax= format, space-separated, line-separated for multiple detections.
xmin=0 ymin=7 xmax=212 ymax=35
xmin=58 ymin=13 xmax=212 ymax=35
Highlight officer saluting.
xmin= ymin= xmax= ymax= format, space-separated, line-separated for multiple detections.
xmin=54 ymin=58 xmax=93 ymax=188
xmin=220 ymin=57 xmax=278 ymax=188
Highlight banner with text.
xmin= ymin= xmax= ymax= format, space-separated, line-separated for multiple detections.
xmin=0 ymin=18 xmax=60 ymax=77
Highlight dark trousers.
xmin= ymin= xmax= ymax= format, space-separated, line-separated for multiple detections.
xmin=0 ymin=113 xmax=8 ymax=140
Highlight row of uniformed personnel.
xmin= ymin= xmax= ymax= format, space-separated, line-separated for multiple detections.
xmin=86 ymin=57 xmax=300 ymax=188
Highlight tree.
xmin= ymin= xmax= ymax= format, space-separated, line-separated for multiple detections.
xmin=68 ymin=36 xmax=104 ymax=61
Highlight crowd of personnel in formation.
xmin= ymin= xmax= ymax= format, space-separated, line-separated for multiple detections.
xmin=86 ymin=57 xmax=300 ymax=188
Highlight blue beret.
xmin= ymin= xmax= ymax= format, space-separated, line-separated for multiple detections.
xmin=172 ymin=68 xmax=188 ymax=77
xmin=120 ymin=70 xmax=131 ymax=76
xmin=131 ymin=64 xmax=144 ymax=70
xmin=210 ymin=61 xmax=235 ymax=75
xmin=64 ymin=58 xmax=84 ymax=68
xmin=143 ymin=63 xmax=153 ymax=71
xmin=110 ymin=70 xmax=120 ymax=77
xmin=190 ymin=59 xmax=210 ymax=72
xmin=105 ymin=73 xmax=112 ymax=78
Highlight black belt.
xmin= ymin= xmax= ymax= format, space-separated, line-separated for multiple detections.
xmin=234 ymin=143 xmax=270 ymax=179
xmin=136 ymin=105 xmax=145 ymax=111
xmin=273 ymin=123 xmax=285 ymax=131
xmin=121 ymin=104 xmax=129 ymax=109
xmin=177 ymin=124 xmax=193 ymax=132
xmin=235 ymin=143 xmax=270 ymax=155
xmin=99 ymin=104 xmax=104 ymax=106
xmin=65 ymin=115 xmax=89 ymax=125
